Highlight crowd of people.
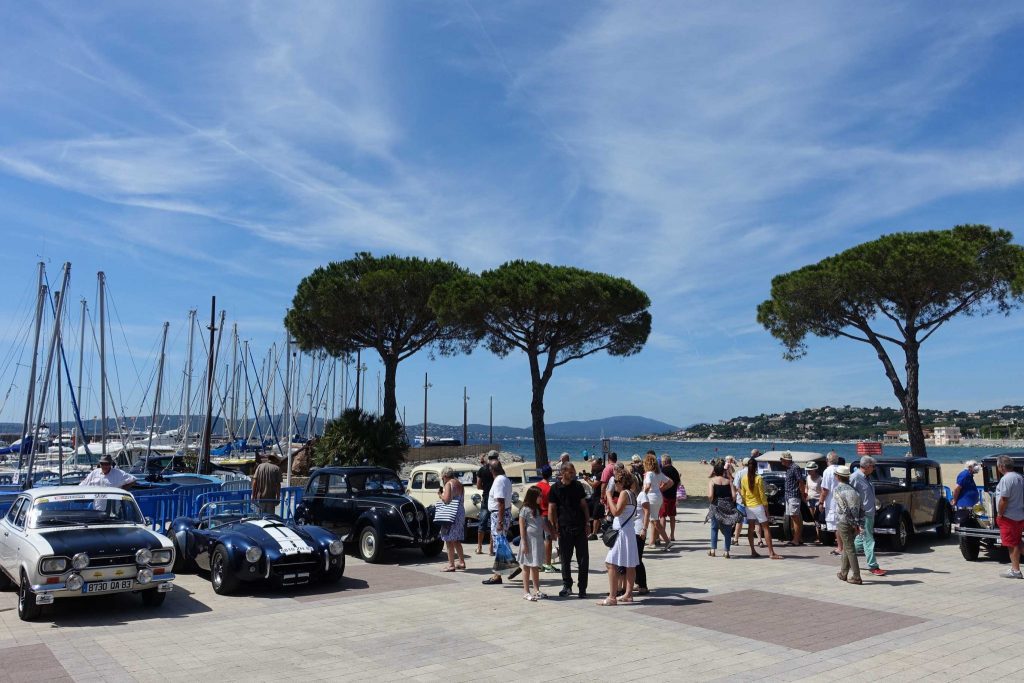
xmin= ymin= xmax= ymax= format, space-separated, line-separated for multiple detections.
xmin=432 ymin=447 xmax=1024 ymax=600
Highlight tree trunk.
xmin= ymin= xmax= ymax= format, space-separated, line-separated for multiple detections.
xmin=528 ymin=351 xmax=549 ymax=467
xmin=902 ymin=342 xmax=927 ymax=457
xmin=382 ymin=353 xmax=399 ymax=424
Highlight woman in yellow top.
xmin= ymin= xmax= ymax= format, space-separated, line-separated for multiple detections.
xmin=740 ymin=457 xmax=783 ymax=560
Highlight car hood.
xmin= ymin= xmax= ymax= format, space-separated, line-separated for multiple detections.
xmin=353 ymin=492 xmax=417 ymax=508
xmin=228 ymin=519 xmax=318 ymax=554
xmin=39 ymin=525 xmax=165 ymax=557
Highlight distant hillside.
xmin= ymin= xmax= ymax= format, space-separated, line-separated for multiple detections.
xmin=408 ymin=415 xmax=679 ymax=441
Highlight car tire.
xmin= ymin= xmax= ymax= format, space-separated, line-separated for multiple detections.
xmin=358 ymin=526 xmax=381 ymax=563
xmin=211 ymin=546 xmax=239 ymax=595
xmin=18 ymin=572 xmax=42 ymax=622
xmin=936 ymin=506 xmax=952 ymax=539
xmin=959 ymin=536 xmax=981 ymax=561
xmin=421 ymin=540 xmax=444 ymax=558
xmin=324 ymin=557 xmax=345 ymax=583
xmin=141 ymin=588 xmax=167 ymax=607
xmin=889 ymin=514 xmax=910 ymax=552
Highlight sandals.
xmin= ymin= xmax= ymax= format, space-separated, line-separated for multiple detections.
xmin=596 ymin=598 xmax=617 ymax=606
xmin=757 ymin=540 xmax=766 ymax=548
xmin=707 ymin=550 xmax=716 ymax=557
xmin=523 ymin=593 xmax=538 ymax=601
xmin=455 ymin=561 xmax=466 ymax=570
xmin=723 ymin=552 xmax=731 ymax=559
xmin=534 ymin=592 xmax=547 ymax=600
xmin=769 ymin=554 xmax=784 ymax=560
xmin=441 ymin=566 xmax=457 ymax=572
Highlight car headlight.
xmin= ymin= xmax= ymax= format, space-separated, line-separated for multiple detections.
xmin=72 ymin=552 xmax=90 ymax=570
xmin=66 ymin=574 xmax=84 ymax=591
xmin=41 ymin=557 xmax=69 ymax=574
xmin=151 ymin=549 xmax=173 ymax=565
xmin=764 ymin=483 xmax=779 ymax=497
xmin=137 ymin=568 xmax=154 ymax=584
xmin=417 ymin=510 xmax=425 ymax=521
xmin=135 ymin=548 xmax=153 ymax=565
xmin=245 ymin=546 xmax=263 ymax=563
xmin=404 ymin=511 xmax=414 ymax=523
xmin=329 ymin=540 xmax=344 ymax=555
xmin=472 ymin=494 xmax=481 ymax=506
xmin=875 ymin=501 xmax=882 ymax=511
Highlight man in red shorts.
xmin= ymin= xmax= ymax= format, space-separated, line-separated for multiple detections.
xmin=994 ymin=454 xmax=1024 ymax=579
xmin=660 ymin=454 xmax=681 ymax=541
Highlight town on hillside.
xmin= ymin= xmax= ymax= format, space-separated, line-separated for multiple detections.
xmin=649 ymin=405 xmax=1024 ymax=444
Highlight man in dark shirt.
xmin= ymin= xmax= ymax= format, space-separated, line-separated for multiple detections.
xmin=549 ymin=462 xmax=590 ymax=599
xmin=660 ymin=454 xmax=681 ymax=541
xmin=475 ymin=452 xmax=496 ymax=555
xmin=782 ymin=452 xmax=807 ymax=545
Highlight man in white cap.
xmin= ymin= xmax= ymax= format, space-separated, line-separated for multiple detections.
xmin=952 ymin=460 xmax=981 ymax=527
xmin=832 ymin=465 xmax=864 ymax=584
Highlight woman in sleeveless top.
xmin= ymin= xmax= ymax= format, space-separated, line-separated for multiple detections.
xmin=598 ymin=467 xmax=639 ymax=606
xmin=439 ymin=467 xmax=466 ymax=571
xmin=707 ymin=461 xmax=738 ymax=558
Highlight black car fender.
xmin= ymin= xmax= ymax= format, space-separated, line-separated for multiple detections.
xmin=351 ymin=509 xmax=386 ymax=541
xmin=875 ymin=501 xmax=906 ymax=529
xmin=212 ymin=533 xmax=261 ymax=574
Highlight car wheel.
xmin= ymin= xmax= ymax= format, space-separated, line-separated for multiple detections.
xmin=936 ymin=506 xmax=952 ymax=539
xmin=421 ymin=540 xmax=444 ymax=558
xmin=141 ymin=588 xmax=167 ymax=607
xmin=890 ymin=515 xmax=910 ymax=552
xmin=959 ymin=536 xmax=981 ymax=561
xmin=18 ymin=572 xmax=42 ymax=622
xmin=324 ymin=557 xmax=345 ymax=583
xmin=358 ymin=526 xmax=381 ymax=563
xmin=211 ymin=546 xmax=239 ymax=595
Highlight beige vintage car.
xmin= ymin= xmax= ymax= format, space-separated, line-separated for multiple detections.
xmin=407 ymin=461 xmax=528 ymax=535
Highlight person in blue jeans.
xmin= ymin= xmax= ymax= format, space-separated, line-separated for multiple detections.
xmin=952 ymin=460 xmax=980 ymax=526
xmin=707 ymin=461 xmax=739 ymax=557
xmin=851 ymin=456 xmax=886 ymax=577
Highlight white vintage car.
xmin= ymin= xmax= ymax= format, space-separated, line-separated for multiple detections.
xmin=0 ymin=486 xmax=175 ymax=621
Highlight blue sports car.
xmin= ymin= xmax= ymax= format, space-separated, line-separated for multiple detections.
xmin=167 ymin=501 xmax=345 ymax=595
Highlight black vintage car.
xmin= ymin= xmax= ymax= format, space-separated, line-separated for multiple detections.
xmin=294 ymin=466 xmax=443 ymax=563
xmin=852 ymin=457 xmax=953 ymax=551
xmin=167 ymin=500 xmax=344 ymax=595
xmin=956 ymin=453 xmax=1024 ymax=562
xmin=755 ymin=451 xmax=830 ymax=540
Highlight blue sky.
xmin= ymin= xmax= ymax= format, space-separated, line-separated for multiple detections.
xmin=2 ymin=1 xmax=1024 ymax=430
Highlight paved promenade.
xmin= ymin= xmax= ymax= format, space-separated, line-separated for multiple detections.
xmin=0 ymin=502 xmax=1020 ymax=682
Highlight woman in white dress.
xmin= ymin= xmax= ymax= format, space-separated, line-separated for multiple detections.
xmin=643 ymin=453 xmax=672 ymax=550
xmin=599 ymin=466 xmax=639 ymax=606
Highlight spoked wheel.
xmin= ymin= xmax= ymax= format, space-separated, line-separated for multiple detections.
xmin=211 ymin=547 xmax=239 ymax=595
xmin=889 ymin=515 xmax=910 ymax=552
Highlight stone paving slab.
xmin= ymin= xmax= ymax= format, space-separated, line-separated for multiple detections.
xmin=0 ymin=503 xmax=1021 ymax=681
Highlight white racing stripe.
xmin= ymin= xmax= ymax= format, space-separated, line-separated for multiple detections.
xmin=245 ymin=520 xmax=313 ymax=555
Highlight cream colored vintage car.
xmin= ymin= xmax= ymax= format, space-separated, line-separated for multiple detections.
xmin=407 ymin=461 xmax=528 ymax=534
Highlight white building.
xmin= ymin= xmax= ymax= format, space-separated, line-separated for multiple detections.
xmin=933 ymin=425 xmax=962 ymax=446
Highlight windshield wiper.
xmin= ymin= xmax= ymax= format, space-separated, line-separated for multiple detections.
xmin=36 ymin=518 xmax=88 ymax=526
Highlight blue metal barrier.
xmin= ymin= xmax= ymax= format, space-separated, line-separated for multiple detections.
xmin=192 ymin=486 xmax=304 ymax=521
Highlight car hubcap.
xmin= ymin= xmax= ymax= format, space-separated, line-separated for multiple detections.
xmin=899 ymin=521 xmax=907 ymax=545
xmin=213 ymin=557 xmax=222 ymax=588
xmin=362 ymin=534 xmax=374 ymax=557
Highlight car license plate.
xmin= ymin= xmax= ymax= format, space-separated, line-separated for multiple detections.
xmin=83 ymin=579 xmax=134 ymax=594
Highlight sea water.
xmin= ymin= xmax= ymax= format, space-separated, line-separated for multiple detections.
xmin=499 ymin=438 xmax=1018 ymax=465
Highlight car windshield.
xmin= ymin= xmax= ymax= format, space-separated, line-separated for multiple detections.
xmin=200 ymin=500 xmax=263 ymax=527
xmin=28 ymin=493 xmax=145 ymax=528
xmin=870 ymin=464 xmax=909 ymax=487
xmin=347 ymin=472 xmax=404 ymax=493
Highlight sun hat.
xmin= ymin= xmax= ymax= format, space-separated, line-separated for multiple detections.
xmin=487 ymin=450 xmax=500 ymax=460
xmin=780 ymin=452 xmax=793 ymax=462
xmin=835 ymin=465 xmax=852 ymax=477
xmin=98 ymin=454 xmax=115 ymax=465
xmin=804 ymin=462 xmax=819 ymax=471
xmin=631 ymin=454 xmax=642 ymax=463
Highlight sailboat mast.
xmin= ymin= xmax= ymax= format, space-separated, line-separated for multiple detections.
xmin=144 ymin=322 xmax=170 ymax=469
xmin=200 ymin=297 xmax=217 ymax=474
xmin=28 ymin=262 xmax=71 ymax=483
xmin=183 ymin=309 xmax=195 ymax=453
xmin=76 ymin=298 xmax=86 ymax=442
xmin=57 ymin=294 xmax=64 ymax=481
xmin=230 ymin=323 xmax=239 ymax=439
xmin=308 ymin=353 xmax=315 ymax=439
xmin=18 ymin=262 xmax=46 ymax=471
xmin=98 ymin=271 xmax=107 ymax=456
xmin=283 ymin=335 xmax=292 ymax=487
xmin=241 ymin=339 xmax=249 ymax=442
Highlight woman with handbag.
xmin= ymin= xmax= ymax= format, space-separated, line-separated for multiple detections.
xmin=438 ymin=467 xmax=466 ymax=571
xmin=707 ymin=461 xmax=741 ymax=558
xmin=598 ymin=466 xmax=639 ymax=606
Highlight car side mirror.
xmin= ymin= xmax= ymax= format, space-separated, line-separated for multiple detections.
xmin=144 ymin=516 xmax=152 ymax=526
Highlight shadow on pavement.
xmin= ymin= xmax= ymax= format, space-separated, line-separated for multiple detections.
xmin=47 ymin=585 xmax=211 ymax=627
